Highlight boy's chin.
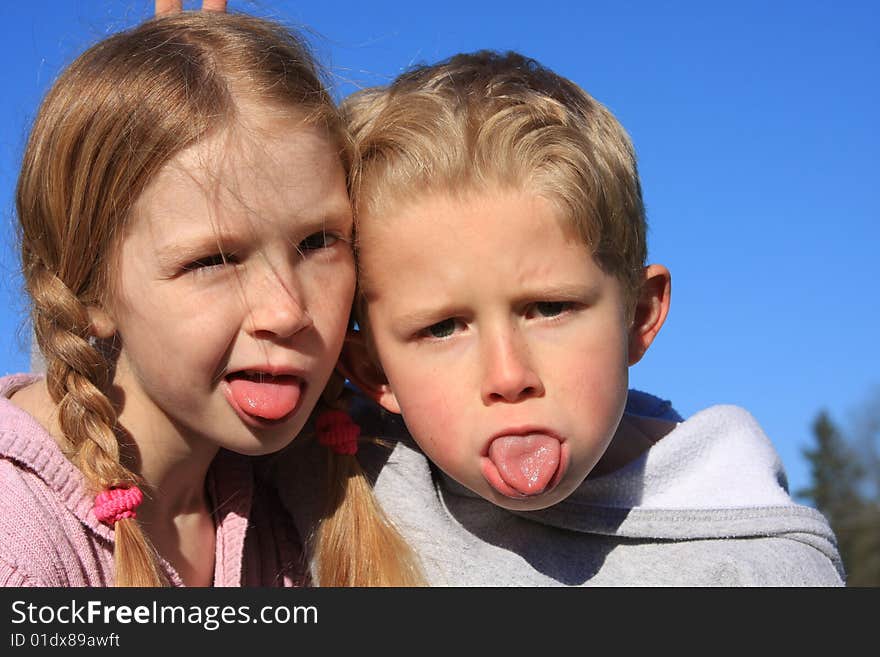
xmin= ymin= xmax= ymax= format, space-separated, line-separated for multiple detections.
xmin=477 ymin=477 xmax=581 ymax=512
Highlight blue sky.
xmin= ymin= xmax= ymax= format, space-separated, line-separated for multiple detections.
xmin=0 ymin=1 xmax=877 ymax=502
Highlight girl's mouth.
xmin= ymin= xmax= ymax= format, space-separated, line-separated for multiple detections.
xmin=223 ymin=370 xmax=304 ymax=423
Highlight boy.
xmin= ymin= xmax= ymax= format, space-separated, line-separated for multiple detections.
xmin=280 ymin=50 xmax=844 ymax=585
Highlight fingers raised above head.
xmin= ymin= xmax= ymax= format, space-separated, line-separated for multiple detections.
xmin=155 ymin=0 xmax=227 ymax=16
xmin=155 ymin=0 xmax=183 ymax=15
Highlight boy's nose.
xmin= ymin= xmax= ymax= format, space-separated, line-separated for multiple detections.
xmin=245 ymin=269 xmax=313 ymax=339
xmin=480 ymin=328 xmax=544 ymax=404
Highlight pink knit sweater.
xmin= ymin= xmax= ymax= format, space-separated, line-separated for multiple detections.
xmin=0 ymin=373 xmax=305 ymax=587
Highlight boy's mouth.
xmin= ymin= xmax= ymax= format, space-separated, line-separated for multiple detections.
xmin=224 ymin=370 xmax=304 ymax=422
xmin=481 ymin=432 xmax=565 ymax=498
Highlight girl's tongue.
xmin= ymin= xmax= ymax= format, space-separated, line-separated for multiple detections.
xmin=227 ymin=373 xmax=302 ymax=421
xmin=487 ymin=434 xmax=561 ymax=496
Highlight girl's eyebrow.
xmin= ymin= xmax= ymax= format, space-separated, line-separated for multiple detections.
xmin=295 ymin=212 xmax=352 ymax=236
xmin=154 ymin=232 xmax=240 ymax=266
xmin=154 ymin=210 xmax=352 ymax=266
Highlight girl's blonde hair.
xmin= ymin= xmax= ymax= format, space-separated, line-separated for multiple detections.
xmin=306 ymin=374 xmax=424 ymax=586
xmin=16 ymin=11 xmax=420 ymax=586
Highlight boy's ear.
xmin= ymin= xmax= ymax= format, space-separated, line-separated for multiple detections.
xmin=86 ymin=306 xmax=116 ymax=340
xmin=336 ymin=329 xmax=402 ymax=415
xmin=627 ymin=264 xmax=671 ymax=366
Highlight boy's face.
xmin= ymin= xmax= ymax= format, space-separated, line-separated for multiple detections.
xmin=356 ymin=188 xmax=635 ymax=511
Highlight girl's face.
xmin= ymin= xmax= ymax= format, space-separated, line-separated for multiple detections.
xmin=103 ymin=112 xmax=355 ymax=456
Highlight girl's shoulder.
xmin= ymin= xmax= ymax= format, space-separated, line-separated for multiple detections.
xmin=0 ymin=373 xmax=114 ymax=586
xmin=0 ymin=373 xmax=53 ymax=435
xmin=0 ymin=373 xmax=69 ymax=476
xmin=0 ymin=373 xmax=43 ymax=393
xmin=0 ymin=450 xmax=113 ymax=587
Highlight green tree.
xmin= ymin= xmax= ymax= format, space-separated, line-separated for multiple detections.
xmin=847 ymin=388 xmax=880 ymax=585
xmin=798 ymin=408 xmax=880 ymax=586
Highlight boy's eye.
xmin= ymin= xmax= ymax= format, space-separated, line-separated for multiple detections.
xmin=424 ymin=318 xmax=457 ymax=339
xmin=532 ymin=301 xmax=572 ymax=318
xmin=299 ymin=232 xmax=339 ymax=252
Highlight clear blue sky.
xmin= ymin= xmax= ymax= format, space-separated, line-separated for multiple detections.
xmin=0 ymin=1 xmax=877 ymax=503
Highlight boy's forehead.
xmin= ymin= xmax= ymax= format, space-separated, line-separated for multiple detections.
xmin=356 ymin=187 xmax=595 ymax=290
xmin=357 ymin=186 xmax=583 ymax=247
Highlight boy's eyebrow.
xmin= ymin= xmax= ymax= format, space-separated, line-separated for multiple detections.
xmin=389 ymin=283 xmax=601 ymax=329
xmin=391 ymin=305 xmax=466 ymax=330
xmin=511 ymin=282 xmax=600 ymax=303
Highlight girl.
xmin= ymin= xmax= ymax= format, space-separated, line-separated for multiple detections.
xmin=1 ymin=11 xmax=419 ymax=587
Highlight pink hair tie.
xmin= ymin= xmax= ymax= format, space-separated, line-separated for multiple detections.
xmin=93 ymin=486 xmax=144 ymax=526
xmin=316 ymin=410 xmax=360 ymax=456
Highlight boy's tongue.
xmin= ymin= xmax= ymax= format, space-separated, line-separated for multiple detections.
xmin=228 ymin=374 xmax=301 ymax=420
xmin=488 ymin=434 xmax=560 ymax=495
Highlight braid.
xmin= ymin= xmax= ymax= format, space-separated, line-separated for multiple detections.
xmin=28 ymin=260 xmax=114 ymax=459
xmin=27 ymin=258 xmax=167 ymax=586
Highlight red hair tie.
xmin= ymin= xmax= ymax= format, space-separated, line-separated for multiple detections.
xmin=93 ymin=486 xmax=144 ymax=526
xmin=316 ymin=410 xmax=360 ymax=456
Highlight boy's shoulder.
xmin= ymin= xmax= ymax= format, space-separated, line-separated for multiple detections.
xmin=343 ymin=389 xmax=845 ymax=585
xmin=624 ymin=388 xmax=683 ymax=422
xmin=348 ymin=388 xmax=787 ymax=515
xmin=350 ymin=387 xmax=784 ymax=503
xmin=351 ymin=388 xmax=793 ymax=509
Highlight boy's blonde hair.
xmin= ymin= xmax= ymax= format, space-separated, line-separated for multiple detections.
xmin=17 ymin=11 xmax=420 ymax=586
xmin=345 ymin=50 xmax=648 ymax=308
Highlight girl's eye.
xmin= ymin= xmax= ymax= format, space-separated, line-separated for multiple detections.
xmin=424 ymin=318 xmax=457 ymax=339
xmin=532 ymin=301 xmax=572 ymax=318
xmin=183 ymin=253 xmax=233 ymax=272
xmin=299 ymin=232 xmax=339 ymax=252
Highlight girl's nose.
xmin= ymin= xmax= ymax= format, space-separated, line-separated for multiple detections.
xmin=245 ymin=268 xmax=313 ymax=339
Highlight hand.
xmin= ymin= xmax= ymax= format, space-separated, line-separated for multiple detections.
xmin=155 ymin=0 xmax=228 ymax=15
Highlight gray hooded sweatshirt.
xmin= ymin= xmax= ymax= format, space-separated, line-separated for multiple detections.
xmin=274 ymin=390 xmax=844 ymax=586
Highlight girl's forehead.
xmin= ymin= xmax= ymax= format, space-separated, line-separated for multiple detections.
xmin=138 ymin=120 xmax=341 ymax=215
xmin=122 ymin=120 xmax=350 ymax=260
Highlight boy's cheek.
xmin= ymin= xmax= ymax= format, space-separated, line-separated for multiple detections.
xmin=395 ymin=386 xmax=461 ymax=446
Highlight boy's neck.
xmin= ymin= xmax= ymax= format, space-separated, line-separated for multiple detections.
xmin=589 ymin=413 xmax=676 ymax=478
